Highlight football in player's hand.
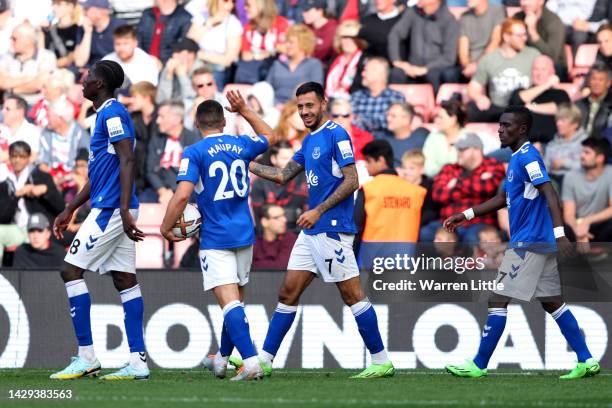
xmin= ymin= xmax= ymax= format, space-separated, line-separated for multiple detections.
xmin=172 ymin=203 xmax=202 ymax=239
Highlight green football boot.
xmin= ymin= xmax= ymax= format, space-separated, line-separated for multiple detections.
xmin=228 ymin=356 xmax=272 ymax=377
xmin=445 ymin=360 xmax=487 ymax=378
xmin=560 ymin=358 xmax=601 ymax=380
xmin=350 ymin=361 xmax=395 ymax=379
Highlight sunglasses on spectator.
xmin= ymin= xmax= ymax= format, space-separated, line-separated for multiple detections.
xmin=195 ymin=82 xmax=214 ymax=89
xmin=331 ymin=113 xmax=351 ymax=118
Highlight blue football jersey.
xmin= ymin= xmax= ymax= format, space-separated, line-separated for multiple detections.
xmin=292 ymin=120 xmax=357 ymax=235
xmin=88 ymin=99 xmax=138 ymax=209
xmin=177 ymin=133 xmax=269 ymax=250
xmin=504 ymin=142 xmax=556 ymax=251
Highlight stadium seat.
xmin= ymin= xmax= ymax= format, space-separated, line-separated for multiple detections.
xmin=137 ymin=203 xmax=167 ymax=234
xmin=173 ymin=238 xmax=195 ymax=268
xmin=135 ymin=235 xmax=165 ymax=269
xmin=571 ymin=44 xmax=599 ymax=78
xmin=449 ymin=7 xmax=468 ymax=20
xmin=436 ymin=83 xmax=469 ymax=105
xmin=465 ymin=122 xmax=501 ymax=154
xmin=390 ymin=84 xmax=435 ymax=122
xmin=223 ymin=83 xmax=253 ymax=96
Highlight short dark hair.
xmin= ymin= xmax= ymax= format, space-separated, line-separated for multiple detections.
xmin=113 ymin=24 xmax=137 ymax=39
xmin=503 ymin=105 xmax=533 ymax=132
xmin=440 ymin=100 xmax=467 ymax=127
xmin=588 ymin=61 xmax=612 ymax=80
xmin=195 ymin=99 xmax=225 ymax=130
xmin=4 ymin=93 xmax=27 ymax=112
xmin=92 ymin=60 xmax=125 ymax=91
xmin=9 ymin=141 xmax=31 ymax=156
xmin=361 ymin=140 xmax=394 ymax=169
xmin=582 ymin=138 xmax=610 ymax=162
xmin=269 ymin=141 xmax=293 ymax=157
xmin=295 ymin=82 xmax=324 ymax=100
xmin=260 ymin=204 xmax=283 ymax=219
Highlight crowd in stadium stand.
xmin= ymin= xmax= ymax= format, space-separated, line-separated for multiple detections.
xmin=0 ymin=0 xmax=610 ymax=269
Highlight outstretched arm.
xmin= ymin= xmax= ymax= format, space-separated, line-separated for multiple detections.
xmin=297 ymin=164 xmax=359 ymax=229
xmin=225 ymin=90 xmax=274 ymax=139
xmin=249 ymin=160 xmax=304 ymax=185
xmin=444 ymin=189 xmax=506 ymax=232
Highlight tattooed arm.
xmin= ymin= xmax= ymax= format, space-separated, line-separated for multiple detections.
xmin=249 ymin=160 xmax=304 ymax=185
xmin=297 ymin=164 xmax=359 ymax=229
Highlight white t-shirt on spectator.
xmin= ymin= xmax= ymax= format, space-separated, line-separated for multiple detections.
xmin=197 ymin=14 xmax=243 ymax=56
xmin=0 ymin=49 xmax=57 ymax=104
xmin=103 ymin=48 xmax=160 ymax=86
xmin=0 ymin=119 xmax=42 ymax=154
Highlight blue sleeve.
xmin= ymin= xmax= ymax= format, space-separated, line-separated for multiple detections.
xmin=240 ymin=134 xmax=269 ymax=161
xmin=176 ymin=146 xmax=200 ymax=185
xmin=332 ymin=127 xmax=356 ymax=168
xmin=520 ymin=150 xmax=550 ymax=186
xmin=105 ymin=111 xmax=134 ymax=144
xmin=292 ymin=146 xmax=305 ymax=166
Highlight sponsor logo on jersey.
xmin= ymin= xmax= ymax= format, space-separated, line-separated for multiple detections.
xmin=507 ymin=169 xmax=514 ymax=182
xmin=305 ymin=170 xmax=319 ymax=187
xmin=312 ymin=146 xmax=321 ymax=159
xmin=525 ymin=161 xmax=543 ymax=181
xmin=337 ymin=140 xmax=353 ymax=160
xmin=106 ymin=117 xmax=125 ymax=138
xmin=178 ymin=158 xmax=189 ymax=176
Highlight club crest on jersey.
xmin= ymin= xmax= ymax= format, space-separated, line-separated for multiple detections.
xmin=507 ymin=170 xmax=514 ymax=182
xmin=106 ymin=117 xmax=125 ymax=138
xmin=312 ymin=146 xmax=321 ymax=159
xmin=305 ymin=170 xmax=319 ymax=187
xmin=525 ymin=161 xmax=543 ymax=181
xmin=337 ymin=140 xmax=353 ymax=160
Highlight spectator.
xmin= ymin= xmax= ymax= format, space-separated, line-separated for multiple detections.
xmin=251 ymin=141 xmax=308 ymax=233
xmin=546 ymin=0 xmax=610 ymax=54
xmin=458 ymin=0 xmax=505 ymax=80
xmin=185 ymin=67 xmax=236 ymax=133
xmin=351 ymin=57 xmax=405 ymax=133
xmin=513 ymin=0 xmax=566 ymax=72
xmin=467 ymin=18 xmax=540 ymax=123
xmin=376 ymin=103 xmax=429 ymax=167
xmin=355 ymin=140 xmax=427 ymax=253
xmin=400 ymin=149 xmax=439 ymax=227
xmin=422 ymin=100 xmax=468 ymax=177
xmin=422 ymin=133 xmax=505 ymax=242
xmin=387 ymin=0 xmax=460 ymax=93
xmin=273 ymin=99 xmax=308 ymax=149
xmin=236 ymin=81 xmax=281 ymax=136
xmin=38 ymin=98 xmax=90 ymax=180
xmin=13 ymin=212 xmax=65 ymax=269
xmin=137 ymin=0 xmax=193 ymax=64
xmin=143 ymin=100 xmax=200 ymax=203
xmin=74 ymin=0 xmax=126 ymax=69
xmin=475 ymin=224 xmax=505 ymax=269
xmin=562 ymin=138 xmax=612 ymax=242
xmin=265 ymin=24 xmax=324 ymax=105
xmin=156 ymin=38 xmax=203 ymax=104
xmin=325 ymin=20 xmax=367 ymax=99
xmin=60 ymin=147 xmax=89 ymax=204
xmin=433 ymin=227 xmax=459 ymax=258
xmin=301 ymin=0 xmax=337 ymax=64
xmin=0 ymin=0 xmax=19 ymax=56
xmin=576 ymin=63 xmax=612 ymax=139
xmin=103 ymin=25 xmax=160 ymax=86
xmin=596 ymin=24 xmax=611 ymax=70
xmin=29 ymin=69 xmax=77 ymax=129
xmin=235 ymin=0 xmax=289 ymax=83
xmin=252 ymin=204 xmax=298 ymax=270
xmin=544 ymin=103 xmax=587 ymax=181
xmin=509 ymin=55 xmax=570 ymax=143
xmin=41 ymin=0 xmax=80 ymax=68
xmin=329 ymin=98 xmax=373 ymax=162
xmin=356 ymin=0 xmax=401 ymax=61
xmin=0 ymin=141 xmax=64 ymax=261
xmin=0 ymin=95 xmax=42 ymax=162
xmin=127 ymin=81 xmax=158 ymax=195
xmin=0 ymin=22 xmax=57 ymax=104
xmin=187 ymin=0 xmax=243 ymax=89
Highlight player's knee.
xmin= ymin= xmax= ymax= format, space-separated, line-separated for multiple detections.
xmin=540 ymin=299 xmax=563 ymax=314
xmin=278 ymin=286 xmax=300 ymax=306
xmin=111 ymin=272 xmax=138 ymax=292
xmin=339 ymin=287 xmax=365 ymax=307
xmin=60 ymin=263 xmax=83 ymax=283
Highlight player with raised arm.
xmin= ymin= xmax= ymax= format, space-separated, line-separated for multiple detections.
xmin=234 ymin=82 xmax=394 ymax=379
xmin=444 ymin=106 xmax=600 ymax=380
xmin=160 ymin=91 xmax=272 ymax=381
xmin=51 ymin=61 xmax=148 ymax=381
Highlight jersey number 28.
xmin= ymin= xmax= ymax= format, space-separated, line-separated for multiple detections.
xmin=209 ymin=160 xmax=248 ymax=201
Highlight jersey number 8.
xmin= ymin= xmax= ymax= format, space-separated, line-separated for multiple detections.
xmin=209 ymin=159 xmax=248 ymax=201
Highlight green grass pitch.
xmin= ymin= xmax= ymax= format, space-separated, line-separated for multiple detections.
xmin=1 ymin=368 xmax=611 ymax=408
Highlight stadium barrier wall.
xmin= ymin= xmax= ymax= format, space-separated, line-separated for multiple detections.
xmin=0 ymin=269 xmax=609 ymax=369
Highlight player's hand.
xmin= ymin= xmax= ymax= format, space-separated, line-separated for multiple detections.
xmin=443 ymin=213 xmax=467 ymax=233
xmin=297 ymin=209 xmax=321 ymax=229
xmin=556 ymin=235 xmax=575 ymax=259
xmin=225 ymin=90 xmax=248 ymax=114
xmin=53 ymin=209 xmax=73 ymax=240
xmin=160 ymin=225 xmax=185 ymax=242
xmin=120 ymin=209 xmax=145 ymax=242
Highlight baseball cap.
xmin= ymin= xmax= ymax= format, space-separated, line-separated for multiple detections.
xmin=171 ymin=38 xmax=200 ymax=54
xmin=455 ymin=133 xmax=483 ymax=150
xmin=302 ymin=0 xmax=326 ymax=11
xmin=27 ymin=213 xmax=50 ymax=231
xmin=80 ymin=0 xmax=111 ymax=9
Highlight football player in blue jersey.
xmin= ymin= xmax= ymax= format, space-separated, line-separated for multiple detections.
xmin=51 ymin=61 xmax=149 ymax=381
xmin=443 ymin=106 xmax=600 ymax=380
xmin=236 ymin=82 xmax=394 ymax=379
xmin=160 ymin=91 xmax=273 ymax=381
